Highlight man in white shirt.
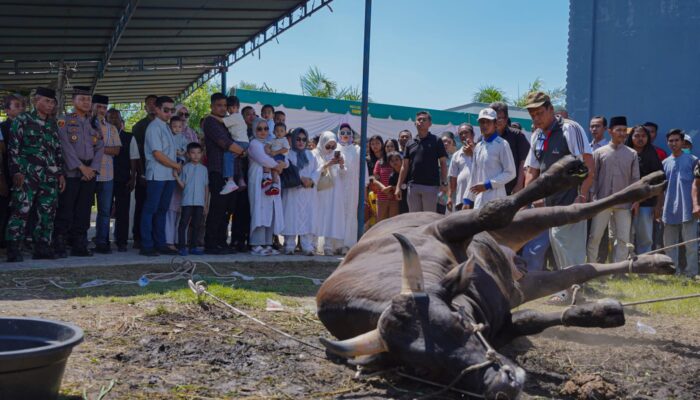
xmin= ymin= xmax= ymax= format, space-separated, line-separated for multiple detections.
xmin=462 ymin=108 xmax=516 ymax=210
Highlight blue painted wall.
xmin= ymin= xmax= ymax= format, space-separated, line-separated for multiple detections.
xmin=567 ymin=0 xmax=700 ymax=152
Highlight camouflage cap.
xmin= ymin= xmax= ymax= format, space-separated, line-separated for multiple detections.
xmin=523 ymin=91 xmax=551 ymax=109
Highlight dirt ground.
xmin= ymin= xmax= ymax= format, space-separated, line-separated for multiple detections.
xmin=1 ymin=263 xmax=699 ymax=399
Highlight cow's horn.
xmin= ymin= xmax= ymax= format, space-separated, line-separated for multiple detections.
xmin=319 ymin=329 xmax=387 ymax=358
xmin=393 ymin=233 xmax=425 ymax=295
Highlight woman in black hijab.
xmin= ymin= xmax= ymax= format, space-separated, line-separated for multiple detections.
xmin=625 ymin=125 xmax=663 ymax=254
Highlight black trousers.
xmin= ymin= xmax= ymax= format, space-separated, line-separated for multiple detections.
xmin=0 ymin=195 xmax=9 ymax=245
xmin=205 ymin=172 xmax=237 ymax=249
xmin=112 ymin=180 xmax=131 ymax=246
xmin=54 ymin=176 xmax=96 ymax=246
xmin=132 ymin=179 xmax=146 ymax=243
xmin=230 ymin=187 xmax=250 ymax=245
xmin=179 ymin=206 xmax=203 ymax=249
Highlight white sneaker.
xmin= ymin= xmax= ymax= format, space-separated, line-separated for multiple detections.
xmin=220 ymin=180 xmax=239 ymax=195
xmin=284 ymin=247 xmax=295 ymax=255
xmin=251 ymin=245 xmax=270 ymax=256
xmin=265 ymin=246 xmax=280 ymax=255
xmin=302 ymin=248 xmax=315 ymax=256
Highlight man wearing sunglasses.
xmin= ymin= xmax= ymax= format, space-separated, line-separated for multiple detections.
xmin=139 ymin=96 xmax=180 ymax=256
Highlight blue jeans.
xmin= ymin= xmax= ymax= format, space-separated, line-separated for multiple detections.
xmin=95 ymin=181 xmax=114 ymax=245
xmin=633 ymin=206 xmax=654 ymax=255
xmin=140 ymin=180 xmax=175 ymax=250
xmin=222 ymin=141 xmax=250 ymax=178
xmin=521 ymin=230 xmax=551 ymax=272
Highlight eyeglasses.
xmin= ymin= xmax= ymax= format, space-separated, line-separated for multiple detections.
xmin=296 ymin=137 xmax=308 ymax=142
xmin=256 ymin=126 xmax=270 ymax=131
xmin=325 ymin=144 xmax=336 ymax=150
xmin=161 ymin=107 xmax=175 ymax=113
xmin=339 ymin=130 xmax=352 ymax=136
xmin=178 ymin=112 xmax=190 ymax=118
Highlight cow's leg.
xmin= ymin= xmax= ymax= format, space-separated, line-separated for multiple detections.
xmin=490 ymin=171 xmax=665 ymax=251
xmin=436 ymin=156 xmax=588 ymax=242
xmin=514 ymin=253 xmax=674 ymax=306
xmin=494 ymin=299 xmax=624 ymax=347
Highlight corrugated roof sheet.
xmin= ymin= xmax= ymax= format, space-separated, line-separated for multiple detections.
xmin=0 ymin=0 xmax=331 ymax=104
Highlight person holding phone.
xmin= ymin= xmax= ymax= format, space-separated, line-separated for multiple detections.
xmin=336 ymin=123 xmax=369 ymax=254
xmin=314 ymin=131 xmax=346 ymax=255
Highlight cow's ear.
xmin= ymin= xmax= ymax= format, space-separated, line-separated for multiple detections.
xmin=440 ymin=255 xmax=476 ymax=300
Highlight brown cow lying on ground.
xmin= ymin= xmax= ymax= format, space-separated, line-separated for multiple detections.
xmin=316 ymin=156 xmax=673 ymax=399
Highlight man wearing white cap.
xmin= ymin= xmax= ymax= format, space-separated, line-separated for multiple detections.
xmin=462 ymin=108 xmax=515 ymax=210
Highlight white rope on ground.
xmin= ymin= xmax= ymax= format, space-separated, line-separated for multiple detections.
xmin=187 ymin=279 xmax=326 ymax=352
xmin=0 ymin=257 xmax=324 ymax=293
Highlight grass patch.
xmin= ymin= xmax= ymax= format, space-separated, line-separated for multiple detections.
xmin=588 ymin=275 xmax=700 ymax=316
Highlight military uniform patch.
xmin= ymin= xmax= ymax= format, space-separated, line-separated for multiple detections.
xmin=70 ymin=134 xmax=78 ymax=143
xmin=58 ymin=119 xmax=65 ymax=128
xmin=92 ymin=135 xmax=98 ymax=145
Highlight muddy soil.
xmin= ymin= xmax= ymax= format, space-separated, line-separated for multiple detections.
xmin=1 ymin=264 xmax=698 ymax=399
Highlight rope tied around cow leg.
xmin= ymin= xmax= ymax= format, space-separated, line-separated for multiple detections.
xmin=560 ymin=284 xmax=581 ymax=326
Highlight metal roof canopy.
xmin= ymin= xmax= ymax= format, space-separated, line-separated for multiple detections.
xmin=0 ymin=0 xmax=332 ymax=105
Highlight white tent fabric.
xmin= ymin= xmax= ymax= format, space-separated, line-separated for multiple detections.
xmin=242 ymin=102 xmax=482 ymax=142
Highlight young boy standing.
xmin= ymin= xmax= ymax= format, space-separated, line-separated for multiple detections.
xmin=219 ymin=96 xmax=249 ymax=194
xmin=174 ymin=142 xmax=209 ymax=256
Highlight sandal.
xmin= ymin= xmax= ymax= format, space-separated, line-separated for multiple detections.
xmin=544 ymin=290 xmax=570 ymax=306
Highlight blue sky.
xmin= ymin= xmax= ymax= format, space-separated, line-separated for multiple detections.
xmin=225 ymin=0 xmax=569 ymax=110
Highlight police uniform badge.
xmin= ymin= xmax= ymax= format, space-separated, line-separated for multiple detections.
xmin=70 ymin=134 xmax=79 ymax=143
xmin=57 ymin=119 xmax=65 ymax=128
xmin=92 ymin=135 xmax=98 ymax=145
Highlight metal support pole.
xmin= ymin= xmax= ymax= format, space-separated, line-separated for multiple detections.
xmin=56 ymin=60 xmax=66 ymax=115
xmin=356 ymin=0 xmax=372 ymax=241
xmin=220 ymin=67 xmax=228 ymax=95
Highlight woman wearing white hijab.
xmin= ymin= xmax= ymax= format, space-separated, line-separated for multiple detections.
xmin=314 ymin=131 xmax=346 ymax=255
xmin=336 ymin=123 xmax=368 ymax=253
xmin=248 ymin=117 xmax=286 ymax=256
xmin=281 ymin=128 xmax=319 ymax=255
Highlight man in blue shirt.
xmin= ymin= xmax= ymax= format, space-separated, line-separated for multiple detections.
xmin=662 ymin=128 xmax=698 ymax=277
xmin=140 ymin=96 xmax=181 ymax=256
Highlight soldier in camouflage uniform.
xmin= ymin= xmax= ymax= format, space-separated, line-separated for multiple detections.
xmin=5 ymin=87 xmax=66 ymax=262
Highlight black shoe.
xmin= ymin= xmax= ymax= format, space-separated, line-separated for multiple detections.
xmin=204 ymin=246 xmax=226 ymax=255
xmin=133 ymin=240 xmax=141 ymax=249
xmin=94 ymin=244 xmax=112 ymax=254
xmin=53 ymin=235 xmax=68 ymax=258
xmin=234 ymin=241 xmax=248 ymax=253
xmin=33 ymin=246 xmax=57 ymax=260
xmin=117 ymin=244 xmax=128 ymax=252
xmin=139 ymin=248 xmax=159 ymax=257
xmin=6 ymin=241 xmax=23 ymax=262
xmin=226 ymin=245 xmax=238 ymax=254
xmin=70 ymin=246 xmax=93 ymax=257
xmin=158 ymin=247 xmax=178 ymax=255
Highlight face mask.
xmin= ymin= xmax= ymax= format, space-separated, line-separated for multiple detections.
xmin=682 ymin=148 xmax=691 ymax=154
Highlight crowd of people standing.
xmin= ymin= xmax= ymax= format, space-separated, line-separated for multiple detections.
xmin=1 ymin=87 xmax=699 ymax=286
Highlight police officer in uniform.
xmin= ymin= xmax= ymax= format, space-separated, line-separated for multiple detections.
xmin=5 ymin=87 xmax=66 ymax=262
xmin=53 ymin=86 xmax=104 ymax=257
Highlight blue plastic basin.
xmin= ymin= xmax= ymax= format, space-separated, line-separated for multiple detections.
xmin=0 ymin=317 xmax=84 ymax=400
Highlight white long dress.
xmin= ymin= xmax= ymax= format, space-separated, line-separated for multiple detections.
xmin=314 ymin=133 xmax=346 ymax=246
xmin=337 ymin=142 xmax=368 ymax=248
xmin=281 ymin=150 xmax=320 ymax=236
xmin=248 ymin=139 xmax=285 ymax=235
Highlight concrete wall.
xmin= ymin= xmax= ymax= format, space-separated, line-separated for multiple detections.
xmin=567 ymin=0 xmax=700 ymax=151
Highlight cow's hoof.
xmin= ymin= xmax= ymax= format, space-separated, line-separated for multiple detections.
xmin=562 ymin=298 xmax=624 ymax=328
xmin=631 ymin=254 xmax=675 ymax=275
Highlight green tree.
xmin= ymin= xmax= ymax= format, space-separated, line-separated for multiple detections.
xmin=472 ymin=85 xmax=509 ymax=104
xmin=180 ymin=82 xmax=218 ymax=130
xmin=234 ymin=81 xmax=276 ymax=93
xmin=299 ymin=66 xmax=366 ymax=101
xmin=513 ymin=78 xmax=566 ymax=108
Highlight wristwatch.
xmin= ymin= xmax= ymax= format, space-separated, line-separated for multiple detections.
xmin=440 ymin=181 xmax=448 ymax=186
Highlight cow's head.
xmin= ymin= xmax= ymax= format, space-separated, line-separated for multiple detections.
xmin=320 ymin=234 xmax=525 ymax=399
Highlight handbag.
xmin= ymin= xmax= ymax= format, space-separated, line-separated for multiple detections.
xmin=280 ymin=162 xmax=303 ymax=189
xmin=317 ymin=169 xmax=334 ymax=191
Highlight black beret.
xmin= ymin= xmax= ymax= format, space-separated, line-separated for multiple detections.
xmin=92 ymin=94 xmax=109 ymax=105
xmin=35 ymin=87 xmax=56 ymax=100
xmin=72 ymin=86 xmax=92 ymax=95
xmin=609 ymin=116 xmax=627 ymax=128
